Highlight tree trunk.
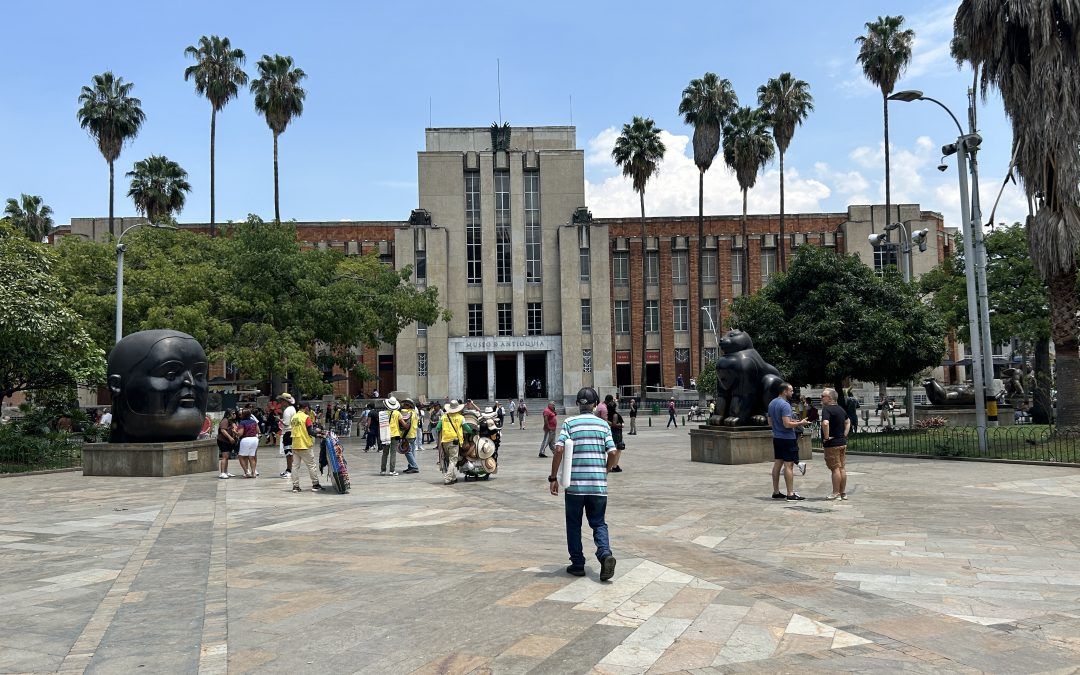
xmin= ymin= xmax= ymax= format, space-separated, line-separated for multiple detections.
xmin=882 ymin=93 xmax=891 ymax=230
xmin=1048 ymin=268 xmax=1080 ymax=427
xmin=210 ymin=107 xmax=216 ymax=236
xmin=741 ymin=188 xmax=749 ymax=297
xmin=273 ymin=131 xmax=281 ymax=223
xmin=779 ymin=149 xmax=786 ymax=271
xmin=108 ymin=160 xmax=115 ymax=238
xmin=696 ymin=169 xmax=704 ymax=376
xmin=640 ymin=190 xmax=648 ymax=400
xmin=1031 ymin=336 xmax=1052 ymax=425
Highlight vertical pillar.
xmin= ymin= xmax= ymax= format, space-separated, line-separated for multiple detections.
xmin=487 ymin=351 xmax=496 ymax=402
xmin=517 ymin=351 xmax=525 ymax=399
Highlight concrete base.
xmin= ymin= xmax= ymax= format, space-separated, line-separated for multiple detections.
xmin=82 ymin=439 xmax=218 ymax=477
xmin=915 ymin=405 xmax=1015 ymax=427
xmin=690 ymin=426 xmax=811 ymax=465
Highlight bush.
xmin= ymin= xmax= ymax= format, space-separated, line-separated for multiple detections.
xmin=0 ymin=423 xmax=82 ymax=472
xmin=915 ymin=416 xmax=948 ymax=429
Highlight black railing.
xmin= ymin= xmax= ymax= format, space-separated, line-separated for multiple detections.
xmin=811 ymin=425 xmax=1080 ymax=464
xmin=0 ymin=436 xmax=84 ymax=474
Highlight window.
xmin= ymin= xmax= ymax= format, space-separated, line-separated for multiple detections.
xmin=579 ymin=248 xmax=590 ymax=280
xmin=761 ymin=249 xmax=778 ymax=285
xmin=673 ymin=299 xmax=689 ymax=332
xmin=731 ymin=248 xmax=744 ymax=295
xmin=874 ymin=245 xmax=899 ymax=275
xmin=417 ymin=322 xmax=428 ymax=337
xmin=612 ymin=251 xmax=629 ymax=285
xmin=465 ymin=173 xmax=482 ymax=284
xmin=644 ymin=252 xmax=659 ymax=285
xmin=645 ymin=300 xmax=659 ymax=333
xmin=582 ymin=349 xmax=592 ymax=373
xmin=524 ymin=172 xmax=541 ymax=282
xmin=495 ymin=171 xmax=511 ymax=283
xmin=675 ymin=348 xmax=690 ymax=364
xmin=614 ymin=300 xmax=630 ymax=334
xmin=414 ymin=229 xmax=427 ymax=281
xmin=497 ymin=302 xmax=512 ymax=336
xmin=671 ymin=252 xmax=688 ymax=284
xmin=701 ymin=251 xmax=717 ymax=283
xmin=468 ymin=303 xmax=483 ymax=337
xmin=417 ymin=352 xmax=427 ymax=377
xmin=704 ymin=347 xmax=719 ymax=363
xmin=580 ymin=299 xmax=591 ymax=332
xmin=700 ymin=299 xmax=719 ymax=338
xmin=527 ymin=302 xmax=542 ymax=336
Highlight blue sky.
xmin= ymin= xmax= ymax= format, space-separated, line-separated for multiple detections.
xmin=2 ymin=0 xmax=1024 ymax=232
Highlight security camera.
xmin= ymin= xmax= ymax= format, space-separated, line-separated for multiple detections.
xmin=911 ymin=228 xmax=930 ymax=252
xmin=937 ymin=163 xmax=949 ymax=172
xmin=868 ymin=233 xmax=889 ymax=247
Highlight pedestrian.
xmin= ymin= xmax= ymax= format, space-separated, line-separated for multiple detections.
xmin=289 ymin=402 xmax=323 ymax=493
xmin=595 ymin=395 xmax=611 ymax=422
xmin=381 ymin=396 xmax=402 ymax=476
xmin=666 ymin=397 xmax=678 ymax=428
xmin=278 ymin=393 xmax=296 ymax=478
xmin=372 ymin=388 xmax=380 ymax=399
xmin=398 ymin=398 xmax=421 ymax=474
xmin=509 ymin=400 xmax=515 ymax=425
xmin=439 ymin=399 xmax=465 ymax=485
xmin=237 ymin=408 xmax=261 ymax=478
xmin=517 ymin=399 xmax=528 ymax=429
xmin=769 ymin=383 xmax=811 ymax=501
xmin=99 ymin=407 xmax=112 ymax=429
xmin=844 ymin=388 xmax=860 ymax=433
xmin=216 ymin=410 xmax=237 ymax=479
xmin=676 ymin=373 xmax=684 ymax=388
xmin=609 ymin=403 xmax=625 ymax=473
xmin=495 ymin=401 xmax=505 ymax=429
xmin=547 ymin=387 xmax=618 ymax=581
xmin=364 ymin=402 xmax=379 ymax=451
xmin=628 ymin=398 xmax=638 ymax=435
xmin=540 ymin=401 xmax=557 ymax=458
xmin=819 ymin=388 xmax=850 ymax=501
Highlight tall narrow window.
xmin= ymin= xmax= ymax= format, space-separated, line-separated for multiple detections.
xmin=701 ymin=251 xmax=717 ymax=283
xmin=645 ymin=300 xmax=659 ymax=333
xmin=524 ymin=172 xmax=541 ymax=281
xmin=671 ymin=252 xmax=688 ymax=284
xmin=417 ymin=353 xmax=427 ymax=377
xmin=644 ymin=252 xmax=659 ymax=285
xmin=417 ymin=322 xmax=428 ymax=337
xmin=673 ymin=299 xmax=689 ymax=332
xmin=582 ymin=349 xmax=593 ymax=373
xmin=731 ymin=247 xmax=744 ymax=296
xmin=761 ymin=248 xmax=777 ymax=285
xmin=414 ymin=228 xmax=427 ymax=281
xmin=465 ymin=172 xmax=482 ymax=284
xmin=527 ymin=302 xmax=543 ymax=336
xmin=614 ymin=300 xmax=630 ymax=333
xmin=700 ymin=299 xmax=719 ymax=340
xmin=497 ymin=302 xmax=513 ymax=336
xmin=612 ymin=251 xmax=629 ymax=285
xmin=495 ymin=171 xmax=511 ymax=283
xmin=874 ymin=246 xmax=898 ymax=276
xmin=578 ymin=226 xmax=590 ymax=280
xmin=580 ymin=299 xmax=592 ymax=332
xmin=468 ymin=303 xmax=483 ymax=337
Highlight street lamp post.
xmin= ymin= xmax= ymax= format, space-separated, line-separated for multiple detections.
xmin=700 ymin=305 xmax=719 ymax=351
xmin=114 ymin=222 xmax=178 ymax=344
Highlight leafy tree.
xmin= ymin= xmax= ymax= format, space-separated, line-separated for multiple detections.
xmin=953 ymin=1 xmax=1080 ymax=427
xmin=612 ymin=116 xmax=666 ymax=393
xmin=184 ymin=35 xmax=248 ymax=236
xmin=679 ymin=73 xmax=738 ymax=369
xmin=3 ymin=194 xmax=54 ymax=242
xmin=757 ymin=73 xmax=814 ymax=271
xmin=76 ymin=72 xmax=146 ymax=237
xmin=729 ymin=245 xmax=945 ymax=395
xmin=127 ymin=155 xmax=192 ymax=224
xmin=0 ymin=227 xmax=105 ymax=405
xmin=722 ymin=106 xmax=775 ymax=295
xmin=250 ymin=55 xmax=306 ymax=222
xmin=856 ymin=15 xmax=914 ymax=229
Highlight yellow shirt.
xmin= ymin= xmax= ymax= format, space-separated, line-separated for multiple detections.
xmin=290 ymin=410 xmax=314 ymax=450
xmin=439 ymin=412 xmax=464 ymax=445
xmin=389 ymin=409 xmax=419 ymax=439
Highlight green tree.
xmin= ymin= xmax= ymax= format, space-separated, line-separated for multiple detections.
xmin=953 ymin=1 xmax=1080 ymax=427
xmin=0 ymin=227 xmax=105 ymax=405
xmin=250 ymin=55 xmax=306 ymax=223
xmin=184 ymin=35 xmax=248 ymax=236
xmin=757 ymin=73 xmax=814 ymax=271
xmin=679 ymin=73 xmax=738 ymax=369
xmin=722 ymin=106 xmax=775 ymax=295
xmin=730 ymin=245 xmax=945 ymax=394
xmin=856 ymin=15 xmax=915 ymax=227
xmin=612 ymin=116 xmax=666 ymax=393
xmin=127 ymin=155 xmax=192 ymax=224
xmin=3 ymin=194 xmax=54 ymax=242
xmin=77 ymin=72 xmax=146 ymax=237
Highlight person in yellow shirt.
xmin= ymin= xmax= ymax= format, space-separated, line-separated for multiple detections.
xmin=398 ymin=399 xmax=421 ymax=474
xmin=382 ymin=396 xmax=402 ymax=476
xmin=439 ymin=400 xmax=465 ymax=485
xmin=289 ymin=402 xmax=323 ymax=493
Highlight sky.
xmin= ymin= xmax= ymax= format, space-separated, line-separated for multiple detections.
xmin=1 ymin=0 xmax=1027 ymax=233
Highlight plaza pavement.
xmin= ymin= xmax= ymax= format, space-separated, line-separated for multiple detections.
xmin=3 ymin=421 xmax=1080 ymax=674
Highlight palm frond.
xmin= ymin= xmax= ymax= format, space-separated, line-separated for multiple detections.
xmin=126 ymin=155 xmax=192 ymax=224
xmin=250 ymin=54 xmax=307 ymax=135
xmin=611 ymin=116 xmax=666 ymax=195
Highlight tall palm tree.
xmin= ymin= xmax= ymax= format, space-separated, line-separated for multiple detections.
xmin=184 ymin=35 xmax=248 ymax=236
xmin=679 ymin=73 xmax=738 ymax=370
xmin=722 ymin=106 xmax=775 ymax=296
xmin=126 ymin=155 xmax=192 ymax=224
xmin=757 ymin=73 xmax=814 ymax=271
xmin=612 ymin=116 xmax=666 ymax=396
xmin=856 ymin=15 xmax=915 ymax=229
xmin=3 ymin=194 xmax=54 ymax=242
xmin=250 ymin=54 xmax=306 ymax=222
xmin=77 ymin=72 xmax=146 ymax=237
xmin=953 ymin=1 xmax=1080 ymax=427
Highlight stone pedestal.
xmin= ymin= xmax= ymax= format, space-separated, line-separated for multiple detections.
xmin=83 ymin=439 xmax=218 ymax=477
xmin=690 ymin=426 xmax=811 ymax=465
xmin=914 ymin=405 xmax=1015 ymax=427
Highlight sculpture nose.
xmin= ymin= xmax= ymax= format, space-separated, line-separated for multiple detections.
xmin=181 ymin=370 xmax=194 ymax=386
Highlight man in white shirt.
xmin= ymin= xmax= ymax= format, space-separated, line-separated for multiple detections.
xmin=278 ymin=393 xmax=296 ymax=478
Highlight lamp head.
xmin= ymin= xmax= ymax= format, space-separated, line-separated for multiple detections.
xmin=888 ymin=89 xmax=924 ymax=102
xmin=937 ymin=157 xmax=949 ymax=172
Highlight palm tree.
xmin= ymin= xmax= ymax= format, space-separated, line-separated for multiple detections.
xmin=250 ymin=54 xmax=306 ymax=222
xmin=612 ymin=116 xmax=666 ymax=396
xmin=184 ymin=35 xmax=248 ymax=236
xmin=679 ymin=73 xmax=738 ymax=370
xmin=77 ymin=72 xmax=146 ymax=237
xmin=722 ymin=106 xmax=775 ymax=296
xmin=126 ymin=155 xmax=192 ymax=224
xmin=3 ymin=194 xmax=54 ymax=242
xmin=953 ymin=1 xmax=1080 ymax=427
xmin=757 ymin=73 xmax=814 ymax=271
xmin=856 ymin=15 xmax=915 ymax=229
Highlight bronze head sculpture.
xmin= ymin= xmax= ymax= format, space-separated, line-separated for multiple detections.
xmin=107 ymin=330 xmax=209 ymax=442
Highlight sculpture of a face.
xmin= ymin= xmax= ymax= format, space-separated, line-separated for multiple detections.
xmin=108 ymin=330 xmax=209 ymax=442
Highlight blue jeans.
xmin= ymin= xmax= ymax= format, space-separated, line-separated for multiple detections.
xmin=405 ymin=436 xmax=419 ymax=470
xmin=564 ymin=493 xmax=611 ymax=568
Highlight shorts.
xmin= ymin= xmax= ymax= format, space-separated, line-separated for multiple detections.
xmin=282 ymin=431 xmax=293 ymax=456
xmin=217 ymin=440 xmax=232 ymax=456
xmin=238 ymin=437 xmax=259 ymax=457
xmin=772 ymin=437 xmax=799 ymax=462
xmin=824 ymin=445 xmax=847 ymax=470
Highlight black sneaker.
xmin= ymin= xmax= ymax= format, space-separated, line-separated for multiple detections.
xmin=566 ymin=565 xmax=586 ymax=577
xmin=772 ymin=492 xmax=786 ymax=499
xmin=611 ymin=466 xmax=622 ymax=473
xmin=599 ymin=555 xmax=617 ymax=581
xmin=538 ymin=453 xmax=549 ymax=458
xmin=291 ymin=486 xmax=301 ymax=493
xmin=786 ymin=493 xmax=806 ymax=501
xmin=312 ymin=484 xmax=324 ymax=492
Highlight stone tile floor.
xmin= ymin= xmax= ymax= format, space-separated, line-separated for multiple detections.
xmin=2 ymin=422 xmax=1080 ymax=673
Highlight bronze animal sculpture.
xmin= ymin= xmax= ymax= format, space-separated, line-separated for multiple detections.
xmin=709 ymin=330 xmax=785 ymax=427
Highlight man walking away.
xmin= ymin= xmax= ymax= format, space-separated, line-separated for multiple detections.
xmin=844 ymin=387 xmax=859 ymax=434
xmin=548 ymin=387 xmax=618 ymax=581
xmin=540 ymin=401 xmax=557 ymax=458
xmin=628 ymin=398 xmax=638 ymax=435
xmin=399 ymin=398 xmax=421 ymax=474
xmin=820 ymin=388 xmax=851 ymax=501
xmin=382 ymin=396 xmax=402 ymax=476
xmin=363 ymin=403 xmax=378 ymax=451
xmin=609 ymin=404 xmax=625 ymax=473
xmin=289 ymin=402 xmax=323 ymax=493
xmin=769 ymin=383 xmax=811 ymax=500
xmin=278 ymin=393 xmax=296 ymax=478
xmin=666 ymin=397 xmax=678 ymax=428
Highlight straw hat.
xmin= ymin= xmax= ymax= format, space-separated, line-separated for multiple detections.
xmin=482 ymin=457 xmax=497 ymax=473
xmin=384 ymin=396 xmax=401 ymax=410
xmin=278 ymin=392 xmax=295 ymax=404
xmin=401 ymin=398 xmax=415 ymax=409
xmin=443 ymin=399 xmax=465 ymax=414
xmin=475 ymin=437 xmax=496 ymax=460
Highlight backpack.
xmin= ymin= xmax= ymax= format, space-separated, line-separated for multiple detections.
xmin=398 ymin=411 xmax=412 ymax=433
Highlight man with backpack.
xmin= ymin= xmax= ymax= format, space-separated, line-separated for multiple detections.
xmin=397 ymin=398 xmax=420 ymax=474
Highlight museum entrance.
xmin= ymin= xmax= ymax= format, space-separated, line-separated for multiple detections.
xmin=524 ymin=353 xmax=547 ymax=398
xmin=464 ymin=354 xmax=488 ymax=401
xmin=494 ymin=355 xmax=516 ymax=400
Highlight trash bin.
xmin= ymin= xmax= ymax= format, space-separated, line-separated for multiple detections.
xmin=651 ymin=403 xmax=660 ymax=415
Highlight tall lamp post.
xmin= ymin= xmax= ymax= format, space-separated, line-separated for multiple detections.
xmin=115 ymin=222 xmax=177 ymax=344
xmin=700 ymin=305 xmax=719 ymax=349
xmin=889 ymin=88 xmax=995 ymax=452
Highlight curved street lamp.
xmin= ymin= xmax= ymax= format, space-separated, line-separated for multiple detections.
xmin=115 ymin=222 xmax=178 ymax=344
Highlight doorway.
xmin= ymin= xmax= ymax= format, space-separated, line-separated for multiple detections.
xmin=494 ymin=355 xmax=517 ymax=400
xmin=464 ymin=354 xmax=488 ymax=401
xmin=524 ymin=353 xmax=547 ymax=398
xmin=645 ymin=364 xmax=661 ymax=391
xmin=615 ymin=364 xmax=632 ymax=391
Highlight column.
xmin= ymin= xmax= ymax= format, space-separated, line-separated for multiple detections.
xmin=487 ymin=351 xmax=496 ymax=402
xmin=517 ymin=352 xmax=525 ymax=399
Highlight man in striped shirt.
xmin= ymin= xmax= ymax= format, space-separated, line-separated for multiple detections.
xmin=548 ymin=387 xmax=618 ymax=581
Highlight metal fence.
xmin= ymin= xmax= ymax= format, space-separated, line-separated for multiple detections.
xmin=811 ymin=425 xmax=1080 ymax=464
xmin=0 ymin=436 xmax=84 ymax=474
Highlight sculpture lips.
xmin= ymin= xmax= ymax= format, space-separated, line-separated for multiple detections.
xmin=179 ymin=396 xmax=196 ymax=408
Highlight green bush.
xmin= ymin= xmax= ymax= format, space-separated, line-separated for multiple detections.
xmin=0 ymin=424 xmax=82 ymax=472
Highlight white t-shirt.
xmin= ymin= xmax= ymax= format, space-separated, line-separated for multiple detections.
xmin=99 ymin=412 xmax=112 ymax=427
xmin=281 ymin=405 xmax=296 ymax=431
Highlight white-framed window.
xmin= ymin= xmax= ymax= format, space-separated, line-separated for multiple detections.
xmin=465 ymin=172 xmax=482 ymax=284
xmin=613 ymin=251 xmax=629 ymax=285
xmin=701 ymin=251 xmax=717 ymax=283
xmin=673 ymin=299 xmax=689 ymax=332
xmin=874 ymin=245 xmax=899 ymax=276
xmin=417 ymin=352 xmax=427 ymax=377
xmin=497 ymin=302 xmax=512 ymax=336
xmin=524 ymin=172 xmax=541 ymax=282
xmin=468 ymin=303 xmax=483 ymax=337
xmin=644 ymin=252 xmax=659 ymax=285
xmin=527 ymin=302 xmax=542 ymax=336
xmin=761 ymin=249 xmax=778 ymax=285
xmin=417 ymin=322 xmax=427 ymax=337
xmin=579 ymin=248 xmax=590 ymax=281
xmin=731 ymin=248 xmax=744 ymax=295
xmin=614 ymin=300 xmax=630 ymax=334
xmin=582 ymin=349 xmax=592 ymax=373
xmin=580 ymin=299 xmax=591 ymax=333
xmin=671 ymin=252 xmax=688 ymax=284
xmin=645 ymin=300 xmax=659 ymax=333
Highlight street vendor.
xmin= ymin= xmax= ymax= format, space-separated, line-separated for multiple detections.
xmin=438 ymin=399 xmax=466 ymax=485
